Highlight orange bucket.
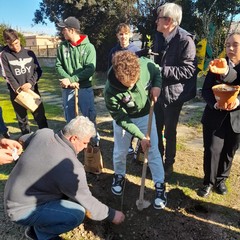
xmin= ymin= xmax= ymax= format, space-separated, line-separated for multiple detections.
xmin=212 ymin=84 xmax=240 ymax=108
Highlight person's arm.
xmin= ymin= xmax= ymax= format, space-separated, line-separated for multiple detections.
xmin=55 ymin=43 xmax=73 ymax=80
xmin=209 ymin=58 xmax=237 ymax=83
xmin=18 ymin=132 xmax=35 ymax=149
xmin=162 ymin=36 xmax=197 ymax=82
xmin=56 ymin=43 xmax=96 ymax=84
xmin=104 ymin=91 xmax=145 ymax=140
xmin=59 ymin=160 xmax=125 ymax=223
xmin=203 ymin=59 xmax=240 ymax=111
xmin=0 ymin=52 xmax=20 ymax=91
xmin=0 ymin=148 xmax=15 ymax=165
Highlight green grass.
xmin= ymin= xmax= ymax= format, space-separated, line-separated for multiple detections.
xmin=38 ymin=67 xmax=62 ymax=95
xmin=184 ymin=107 xmax=203 ymax=130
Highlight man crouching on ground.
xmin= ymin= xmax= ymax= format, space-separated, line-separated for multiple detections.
xmin=4 ymin=116 xmax=125 ymax=240
xmin=104 ymin=51 xmax=167 ymax=209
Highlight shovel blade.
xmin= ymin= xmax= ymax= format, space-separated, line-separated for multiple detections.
xmin=136 ymin=199 xmax=151 ymax=211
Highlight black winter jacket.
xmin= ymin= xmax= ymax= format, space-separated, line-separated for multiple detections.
xmin=201 ymin=59 xmax=240 ymax=132
xmin=154 ymin=27 xmax=197 ymax=106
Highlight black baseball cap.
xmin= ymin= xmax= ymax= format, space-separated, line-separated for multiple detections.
xmin=57 ymin=17 xmax=80 ymax=30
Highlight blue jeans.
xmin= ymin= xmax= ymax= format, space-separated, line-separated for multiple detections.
xmin=62 ymin=87 xmax=96 ymax=124
xmin=0 ymin=106 xmax=8 ymax=134
xmin=113 ymin=113 xmax=165 ymax=184
xmin=15 ymin=200 xmax=85 ymax=240
xmin=62 ymin=87 xmax=100 ymax=145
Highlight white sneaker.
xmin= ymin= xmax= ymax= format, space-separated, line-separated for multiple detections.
xmin=154 ymin=182 xmax=167 ymax=209
xmin=111 ymin=174 xmax=125 ymax=195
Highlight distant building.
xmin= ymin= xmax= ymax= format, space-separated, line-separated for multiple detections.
xmin=23 ymin=34 xmax=61 ymax=57
xmin=24 ymin=34 xmax=60 ymax=49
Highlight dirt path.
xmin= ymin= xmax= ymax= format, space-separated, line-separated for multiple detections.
xmin=0 ymin=98 xmax=239 ymax=240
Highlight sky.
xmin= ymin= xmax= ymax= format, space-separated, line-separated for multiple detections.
xmin=0 ymin=0 xmax=56 ymax=35
xmin=0 ymin=0 xmax=239 ymax=36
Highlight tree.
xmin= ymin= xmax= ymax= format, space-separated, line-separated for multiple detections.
xmin=195 ymin=0 xmax=240 ymax=58
xmin=33 ymin=0 xmax=137 ymax=71
xmin=33 ymin=0 xmax=240 ymax=71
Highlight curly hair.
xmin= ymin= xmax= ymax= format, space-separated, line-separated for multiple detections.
xmin=112 ymin=51 xmax=140 ymax=88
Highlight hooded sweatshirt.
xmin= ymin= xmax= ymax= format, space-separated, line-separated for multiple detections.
xmin=0 ymin=46 xmax=42 ymax=92
xmin=104 ymin=57 xmax=162 ymax=140
xmin=55 ymin=35 xmax=96 ymax=88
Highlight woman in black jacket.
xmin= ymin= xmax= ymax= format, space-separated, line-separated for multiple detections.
xmin=198 ymin=32 xmax=240 ymax=197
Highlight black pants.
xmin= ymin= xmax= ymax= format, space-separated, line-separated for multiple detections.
xmin=154 ymin=100 xmax=183 ymax=166
xmin=9 ymin=86 xmax=48 ymax=134
xmin=202 ymin=114 xmax=240 ymax=186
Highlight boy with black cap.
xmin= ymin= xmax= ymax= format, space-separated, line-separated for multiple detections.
xmin=56 ymin=16 xmax=99 ymax=145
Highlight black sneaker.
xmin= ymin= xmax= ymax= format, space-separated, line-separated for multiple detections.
xmin=197 ymin=184 xmax=213 ymax=197
xmin=25 ymin=226 xmax=37 ymax=240
xmin=154 ymin=182 xmax=167 ymax=209
xmin=111 ymin=174 xmax=125 ymax=196
xmin=215 ymin=181 xmax=227 ymax=195
xmin=127 ymin=146 xmax=135 ymax=155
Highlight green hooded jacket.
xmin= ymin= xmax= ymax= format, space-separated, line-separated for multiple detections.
xmin=104 ymin=57 xmax=162 ymax=140
xmin=55 ymin=35 xmax=96 ymax=88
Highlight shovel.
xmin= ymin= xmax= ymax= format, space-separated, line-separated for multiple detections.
xmin=136 ymin=100 xmax=154 ymax=211
xmin=74 ymin=86 xmax=79 ymax=117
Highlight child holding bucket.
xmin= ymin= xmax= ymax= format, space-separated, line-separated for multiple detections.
xmin=198 ymin=32 xmax=240 ymax=198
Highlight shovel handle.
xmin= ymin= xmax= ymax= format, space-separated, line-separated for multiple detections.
xmin=74 ymin=87 xmax=79 ymax=117
xmin=137 ymin=100 xmax=155 ymax=209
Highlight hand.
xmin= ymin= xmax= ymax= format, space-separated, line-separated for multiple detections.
xmin=112 ymin=210 xmax=125 ymax=224
xmin=0 ymin=148 xmax=15 ymax=165
xmin=69 ymin=82 xmax=80 ymax=89
xmin=209 ymin=58 xmax=229 ymax=75
xmin=141 ymin=137 xmax=151 ymax=153
xmin=226 ymin=98 xmax=239 ymax=111
xmin=0 ymin=138 xmax=23 ymax=156
xmin=0 ymin=138 xmax=23 ymax=165
xmin=21 ymin=83 xmax=32 ymax=91
xmin=150 ymin=87 xmax=160 ymax=103
xmin=59 ymin=78 xmax=71 ymax=88
xmin=215 ymin=98 xmax=239 ymax=111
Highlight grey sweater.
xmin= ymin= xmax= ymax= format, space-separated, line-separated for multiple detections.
xmin=4 ymin=128 xmax=114 ymax=222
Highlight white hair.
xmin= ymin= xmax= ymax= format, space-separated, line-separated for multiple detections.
xmin=157 ymin=3 xmax=182 ymax=27
xmin=62 ymin=116 xmax=96 ymax=140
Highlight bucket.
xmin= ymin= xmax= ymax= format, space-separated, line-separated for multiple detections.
xmin=212 ymin=84 xmax=240 ymax=108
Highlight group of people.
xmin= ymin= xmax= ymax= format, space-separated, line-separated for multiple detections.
xmin=0 ymin=2 xmax=239 ymax=240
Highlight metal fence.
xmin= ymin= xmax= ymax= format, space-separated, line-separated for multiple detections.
xmin=26 ymin=45 xmax=58 ymax=57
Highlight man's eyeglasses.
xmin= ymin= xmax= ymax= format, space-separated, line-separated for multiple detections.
xmin=157 ymin=16 xmax=167 ymax=21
